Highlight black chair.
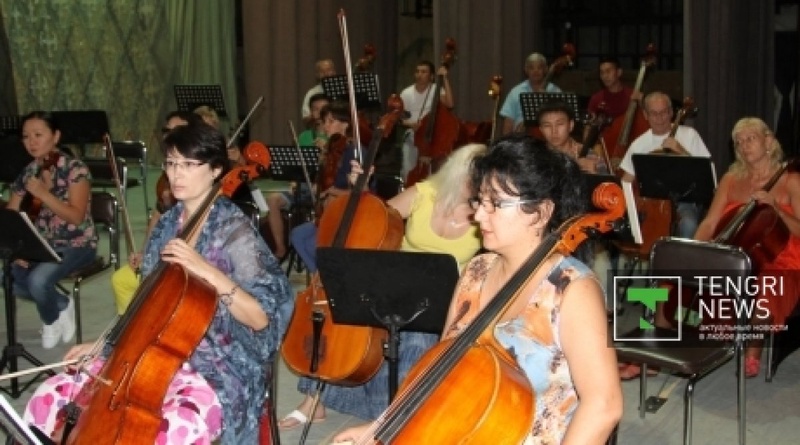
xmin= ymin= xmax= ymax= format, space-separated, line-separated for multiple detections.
xmin=614 ymin=237 xmax=751 ymax=445
xmin=233 ymin=200 xmax=260 ymax=228
xmin=373 ymin=173 xmax=405 ymax=201
xmin=83 ymin=157 xmax=130 ymax=206
xmin=765 ymin=306 xmax=800 ymax=381
xmin=59 ymin=191 xmax=120 ymax=343
xmin=108 ymin=141 xmax=149 ymax=215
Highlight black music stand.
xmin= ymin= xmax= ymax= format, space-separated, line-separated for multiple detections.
xmin=0 ymin=210 xmax=61 ymax=399
xmin=267 ymin=145 xmax=319 ymax=182
xmin=0 ymin=136 xmax=33 ymax=185
xmin=51 ymin=110 xmax=109 ymax=158
xmin=632 ymin=154 xmax=717 ymax=207
xmin=316 ymin=247 xmax=459 ymax=401
xmin=321 ymin=74 xmax=382 ymax=111
xmin=173 ymin=84 xmax=228 ymax=117
xmin=0 ymin=116 xmax=20 ymax=138
xmin=520 ymin=92 xmax=580 ymax=125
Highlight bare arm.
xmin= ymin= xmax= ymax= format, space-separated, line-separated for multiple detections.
xmin=386 ymin=185 xmax=419 ymax=219
xmin=559 ymin=278 xmax=623 ymax=444
xmin=694 ymin=173 xmax=734 ymax=241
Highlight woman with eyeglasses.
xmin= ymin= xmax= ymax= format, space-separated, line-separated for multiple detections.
xmin=5 ymin=111 xmax=97 ymax=349
xmin=23 ymin=122 xmax=294 ymax=444
xmin=333 ymin=135 xmax=622 ymax=444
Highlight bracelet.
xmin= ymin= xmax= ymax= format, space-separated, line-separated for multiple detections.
xmin=219 ymin=284 xmax=239 ymax=307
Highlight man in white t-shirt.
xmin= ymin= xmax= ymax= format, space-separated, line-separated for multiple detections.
xmin=300 ymin=59 xmax=336 ymax=122
xmin=399 ymin=60 xmax=454 ymax=180
xmin=620 ymin=91 xmax=712 ymax=238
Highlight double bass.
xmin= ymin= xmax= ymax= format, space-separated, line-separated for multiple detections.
xmin=63 ymin=143 xmax=271 ymax=444
xmin=341 ymin=182 xmax=625 ymax=444
xmin=459 ymin=75 xmax=502 ymax=145
xmin=406 ymin=38 xmax=460 ymax=187
xmin=600 ymin=44 xmax=656 ymax=168
xmin=281 ymin=95 xmax=405 ymax=385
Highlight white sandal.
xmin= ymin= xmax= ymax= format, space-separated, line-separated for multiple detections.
xmin=278 ymin=409 xmax=326 ymax=431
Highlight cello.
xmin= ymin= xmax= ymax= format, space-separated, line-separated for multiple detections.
xmin=281 ymin=95 xmax=405 ymax=387
xmin=406 ymin=38 xmax=460 ymax=187
xmin=63 ymin=143 xmax=271 ymax=444
xmin=341 ymin=182 xmax=625 ymax=444
xmin=600 ymin=44 xmax=656 ymax=169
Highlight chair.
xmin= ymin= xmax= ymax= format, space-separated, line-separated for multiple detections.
xmin=765 ymin=305 xmax=800 ymax=381
xmin=614 ymin=237 xmax=751 ymax=445
xmin=60 ymin=191 xmax=120 ymax=343
xmin=373 ymin=173 xmax=405 ymax=201
xmin=108 ymin=141 xmax=149 ymax=215
xmin=233 ymin=200 xmax=260 ymax=228
xmin=83 ymin=157 xmax=130 ymax=207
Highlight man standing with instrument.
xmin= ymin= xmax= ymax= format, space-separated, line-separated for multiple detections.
xmin=619 ymin=91 xmax=711 ymax=238
xmin=500 ymin=52 xmax=562 ymax=135
xmin=588 ymin=56 xmax=640 ymax=119
xmin=399 ymin=60 xmax=454 ymax=181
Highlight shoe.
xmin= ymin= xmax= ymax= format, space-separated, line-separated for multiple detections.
xmin=745 ymin=356 xmax=761 ymax=378
xmin=620 ymin=364 xmax=659 ymax=380
xmin=59 ymin=297 xmax=76 ymax=344
xmin=41 ymin=323 xmax=61 ymax=349
xmin=277 ymin=409 xmax=326 ymax=431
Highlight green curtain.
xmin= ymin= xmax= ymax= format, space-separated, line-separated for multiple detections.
xmin=166 ymin=0 xmax=239 ymax=134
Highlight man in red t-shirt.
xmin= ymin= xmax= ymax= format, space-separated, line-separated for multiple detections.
xmin=587 ymin=56 xmax=641 ymax=119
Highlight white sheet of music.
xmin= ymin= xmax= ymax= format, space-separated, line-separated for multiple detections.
xmin=622 ymin=180 xmax=644 ymax=245
xmin=20 ymin=212 xmax=61 ymax=263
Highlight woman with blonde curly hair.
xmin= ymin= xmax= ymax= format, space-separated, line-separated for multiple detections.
xmin=693 ymin=116 xmax=800 ymax=378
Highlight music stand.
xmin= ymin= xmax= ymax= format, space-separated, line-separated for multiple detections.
xmin=321 ymin=74 xmax=382 ymax=111
xmin=267 ymin=145 xmax=319 ymax=182
xmin=632 ymin=154 xmax=718 ymax=206
xmin=0 ymin=115 xmax=20 ymax=138
xmin=51 ymin=110 xmax=109 ymax=158
xmin=174 ymin=84 xmax=228 ymax=117
xmin=520 ymin=92 xmax=579 ymax=125
xmin=0 ymin=136 xmax=33 ymax=185
xmin=0 ymin=210 xmax=61 ymax=398
xmin=316 ymin=247 xmax=459 ymax=400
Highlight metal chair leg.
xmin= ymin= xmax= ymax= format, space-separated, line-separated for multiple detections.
xmin=683 ymin=378 xmax=696 ymax=445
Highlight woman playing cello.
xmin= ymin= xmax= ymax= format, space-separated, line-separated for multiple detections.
xmin=23 ymin=123 xmax=294 ymax=444
xmin=692 ymin=117 xmax=800 ymax=378
xmin=334 ymin=135 xmax=622 ymax=444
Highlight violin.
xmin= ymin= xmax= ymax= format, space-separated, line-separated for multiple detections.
xmin=407 ymin=38 xmax=461 ymax=187
xmin=62 ymin=144 xmax=271 ymax=444
xmin=20 ymin=150 xmax=61 ymax=219
xmin=577 ymin=106 xmax=614 ymax=174
xmin=281 ymin=94 xmax=405 ymax=386
xmin=601 ymin=44 xmax=657 ymax=168
xmin=346 ymin=182 xmax=625 ymax=444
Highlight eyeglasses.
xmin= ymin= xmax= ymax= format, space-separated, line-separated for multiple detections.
xmin=468 ymin=197 xmax=536 ymax=214
xmin=161 ymin=159 xmax=207 ymax=172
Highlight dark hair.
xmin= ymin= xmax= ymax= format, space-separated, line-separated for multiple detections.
xmin=418 ymin=60 xmax=436 ymax=75
xmin=538 ymin=100 xmax=574 ymax=122
xmin=162 ymin=123 xmax=230 ymax=181
xmin=21 ymin=111 xmax=59 ymax=133
xmin=598 ymin=56 xmax=621 ymax=69
xmin=471 ymin=134 xmax=588 ymax=234
xmin=164 ymin=110 xmax=204 ymax=127
xmin=320 ymin=101 xmax=352 ymax=126
xmin=308 ymin=93 xmax=331 ymax=109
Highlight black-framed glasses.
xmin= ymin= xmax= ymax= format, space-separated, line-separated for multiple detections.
xmin=161 ymin=159 xmax=207 ymax=172
xmin=468 ymin=197 xmax=536 ymax=214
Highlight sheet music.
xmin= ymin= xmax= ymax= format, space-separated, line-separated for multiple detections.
xmin=0 ymin=394 xmax=44 ymax=445
xmin=622 ymin=181 xmax=644 ymax=245
xmin=19 ymin=212 xmax=62 ymax=262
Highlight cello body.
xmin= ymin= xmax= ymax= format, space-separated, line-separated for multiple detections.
xmin=715 ymin=202 xmax=790 ymax=271
xmin=281 ymin=193 xmax=403 ymax=385
xmin=385 ymin=337 xmax=534 ymax=444
xmin=67 ymin=263 xmax=218 ymax=444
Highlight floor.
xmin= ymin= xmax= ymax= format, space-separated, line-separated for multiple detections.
xmin=1 ymin=168 xmax=799 ymax=444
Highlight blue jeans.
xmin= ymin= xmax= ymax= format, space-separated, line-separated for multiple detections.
xmin=290 ymin=222 xmax=317 ymax=273
xmin=11 ymin=246 xmax=96 ymax=324
xmin=675 ymin=202 xmax=702 ymax=239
